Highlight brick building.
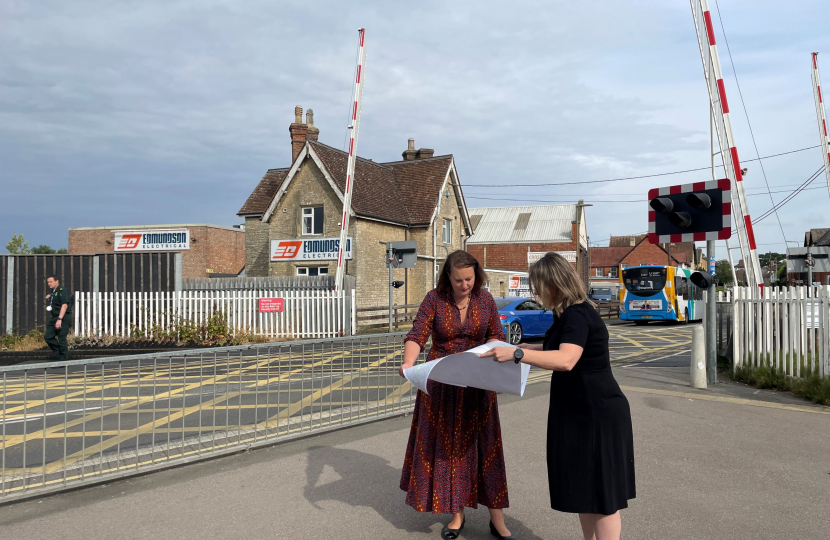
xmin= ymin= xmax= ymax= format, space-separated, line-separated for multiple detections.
xmin=589 ymin=236 xmax=692 ymax=293
xmin=237 ymin=106 xmax=471 ymax=309
xmin=466 ymin=203 xmax=589 ymax=293
xmin=68 ymin=224 xmax=245 ymax=278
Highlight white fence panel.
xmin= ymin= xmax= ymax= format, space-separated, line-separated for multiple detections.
xmin=73 ymin=289 xmax=355 ymax=340
xmin=732 ymin=285 xmax=830 ymax=380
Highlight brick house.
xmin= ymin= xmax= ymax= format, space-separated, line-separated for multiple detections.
xmin=590 ymin=236 xmax=690 ymax=293
xmin=68 ymin=224 xmax=245 ymax=278
xmin=465 ymin=203 xmax=589 ymax=295
xmin=237 ymin=106 xmax=472 ymax=309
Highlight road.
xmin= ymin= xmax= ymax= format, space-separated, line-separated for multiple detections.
xmin=0 ymin=323 xmax=690 ymax=497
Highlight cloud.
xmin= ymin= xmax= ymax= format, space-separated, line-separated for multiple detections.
xmin=0 ymin=0 xmax=828 ymax=259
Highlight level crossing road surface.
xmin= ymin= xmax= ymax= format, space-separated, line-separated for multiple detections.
xmin=0 ymin=324 xmax=690 ymax=499
xmin=2 ymin=330 xmax=829 ymax=539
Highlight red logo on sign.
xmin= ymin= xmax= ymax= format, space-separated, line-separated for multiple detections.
xmin=272 ymin=241 xmax=303 ymax=260
xmin=117 ymin=234 xmax=142 ymax=250
xmin=509 ymin=277 xmax=520 ymax=289
xmin=258 ymin=298 xmax=284 ymax=313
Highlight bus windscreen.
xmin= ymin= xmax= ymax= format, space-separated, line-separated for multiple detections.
xmin=622 ymin=267 xmax=667 ymax=297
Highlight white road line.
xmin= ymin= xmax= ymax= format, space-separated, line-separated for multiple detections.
xmin=621 ymin=349 xmax=691 ymax=368
xmin=1 ymin=406 xmax=105 ymax=425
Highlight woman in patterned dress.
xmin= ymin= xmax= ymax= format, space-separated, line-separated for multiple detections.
xmin=399 ymin=250 xmax=516 ymax=540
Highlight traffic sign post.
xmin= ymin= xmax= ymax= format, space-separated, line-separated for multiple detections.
xmin=383 ymin=241 xmax=417 ymax=331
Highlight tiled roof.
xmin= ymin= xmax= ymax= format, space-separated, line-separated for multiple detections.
xmin=590 ymin=247 xmax=633 ymax=268
xmin=237 ymin=141 xmax=454 ymax=227
xmin=805 ymin=228 xmax=830 ymax=246
xmin=238 ymin=168 xmax=290 ymax=215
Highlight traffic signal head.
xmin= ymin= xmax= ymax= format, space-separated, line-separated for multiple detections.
xmin=690 ymin=271 xmax=713 ymax=289
xmin=648 ymin=179 xmax=732 ymax=243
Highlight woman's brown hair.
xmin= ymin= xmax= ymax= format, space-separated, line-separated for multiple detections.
xmin=529 ymin=252 xmax=593 ymax=315
xmin=436 ymin=250 xmax=488 ymax=295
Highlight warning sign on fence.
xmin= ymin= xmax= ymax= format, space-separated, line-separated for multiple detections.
xmin=258 ymin=298 xmax=284 ymax=313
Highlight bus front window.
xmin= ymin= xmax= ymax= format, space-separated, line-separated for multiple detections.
xmin=622 ymin=268 xmax=667 ymax=297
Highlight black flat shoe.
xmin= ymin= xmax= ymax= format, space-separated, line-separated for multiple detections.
xmin=489 ymin=520 xmax=516 ymax=540
xmin=441 ymin=517 xmax=465 ymax=539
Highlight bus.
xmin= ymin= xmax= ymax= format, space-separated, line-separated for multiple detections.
xmin=619 ymin=265 xmax=703 ymax=325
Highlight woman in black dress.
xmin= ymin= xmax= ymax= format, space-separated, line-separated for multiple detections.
xmin=480 ymin=252 xmax=635 ymax=540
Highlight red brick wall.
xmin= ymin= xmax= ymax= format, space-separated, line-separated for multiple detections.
xmin=467 ymin=241 xmax=576 ymax=272
xmin=69 ymin=226 xmax=245 ymax=278
xmin=621 ymin=240 xmax=679 ymax=268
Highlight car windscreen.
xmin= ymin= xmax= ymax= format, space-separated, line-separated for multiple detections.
xmin=622 ymin=267 xmax=667 ymax=297
xmin=495 ymin=298 xmax=515 ymax=310
xmin=591 ymin=288 xmax=612 ymax=296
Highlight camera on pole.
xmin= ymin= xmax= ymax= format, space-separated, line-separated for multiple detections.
xmin=647 ymin=179 xmax=732 ymax=243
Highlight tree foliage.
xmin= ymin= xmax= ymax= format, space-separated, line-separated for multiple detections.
xmin=714 ymin=259 xmax=734 ymax=287
xmin=30 ymin=244 xmax=56 ymax=254
xmin=5 ymin=233 xmax=30 ymax=254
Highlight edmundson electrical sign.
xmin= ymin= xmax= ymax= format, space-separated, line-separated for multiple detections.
xmin=270 ymin=237 xmax=353 ymax=261
xmin=114 ymin=229 xmax=190 ymax=251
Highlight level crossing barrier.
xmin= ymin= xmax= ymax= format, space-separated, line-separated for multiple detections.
xmin=0 ymin=332 xmax=424 ymax=503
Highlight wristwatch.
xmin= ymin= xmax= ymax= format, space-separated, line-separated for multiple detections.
xmin=513 ymin=348 xmax=524 ymax=364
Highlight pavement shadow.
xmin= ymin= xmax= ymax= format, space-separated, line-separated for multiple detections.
xmin=303 ymin=446 xmax=546 ymax=539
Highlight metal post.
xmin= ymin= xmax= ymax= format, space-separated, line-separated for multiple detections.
xmin=5 ymin=261 xmax=13 ymax=335
xmin=174 ymin=252 xmax=183 ymax=292
xmin=707 ymin=239 xmax=718 ymax=384
xmin=807 ymin=247 xmax=813 ymax=286
xmin=92 ymin=256 xmax=100 ymax=293
xmin=691 ymin=324 xmax=707 ymax=388
xmin=387 ymin=244 xmax=393 ymax=333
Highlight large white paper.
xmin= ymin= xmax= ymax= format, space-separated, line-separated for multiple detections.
xmin=404 ymin=341 xmax=532 ymax=396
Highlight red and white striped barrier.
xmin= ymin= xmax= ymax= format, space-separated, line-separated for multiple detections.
xmin=690 ymin=0 xmax=762 ymax=289
xmin=811 ymin=53 xmax=830 ymax=201
xmin=334 ymin=29 xmax=367 ymax=292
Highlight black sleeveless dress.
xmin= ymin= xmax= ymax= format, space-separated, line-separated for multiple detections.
xmin=544 ymin=302 xmax=635 ymax=515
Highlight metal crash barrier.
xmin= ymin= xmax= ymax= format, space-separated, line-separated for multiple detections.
xmin=0 ymin=333 xmax=425 ymax=503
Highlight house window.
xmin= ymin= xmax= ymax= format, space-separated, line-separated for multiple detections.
xmin=610 ymin=267 xmax=618 ymax=278
xmin=620 ymin=263 xmax=629 ymax=269
xmin=296 ymin=266 xmax=329 ymax=277
xmin=302 ymin=207 xmax=324 ymax=235
xmin=595 ymin=268 xmax=602 ymax=277
xmin=442 ymin=218 xmax=452 ymax=244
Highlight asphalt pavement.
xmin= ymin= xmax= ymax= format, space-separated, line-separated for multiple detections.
xmin=1 ymin=328 xmax=828 ymax=539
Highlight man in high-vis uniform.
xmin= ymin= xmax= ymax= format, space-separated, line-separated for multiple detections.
xmin=44 ymin=275 xmax=72 ymax=361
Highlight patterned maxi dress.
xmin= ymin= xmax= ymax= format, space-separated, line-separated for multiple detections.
xmin=400 ymin=288 xmax=509 ymax=514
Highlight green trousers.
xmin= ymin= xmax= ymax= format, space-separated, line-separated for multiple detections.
xmin=45 ymin=319 xmax=71 ymax=361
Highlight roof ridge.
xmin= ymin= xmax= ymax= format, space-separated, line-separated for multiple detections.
xmin=381 ymin=154 xmax=454 ymax=165
xmin=309 ymin=140 xmax=394 ymax=171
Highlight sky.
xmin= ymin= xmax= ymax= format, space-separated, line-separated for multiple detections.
xmin=1 ymin=0 xmax=829 ymax=261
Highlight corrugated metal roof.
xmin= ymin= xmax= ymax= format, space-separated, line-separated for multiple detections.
xmin=466 ymin=204 xmax=577 ymax=244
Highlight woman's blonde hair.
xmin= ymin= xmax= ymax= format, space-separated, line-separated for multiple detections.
xmin=529 ymin=252 xmax=593 ymax=315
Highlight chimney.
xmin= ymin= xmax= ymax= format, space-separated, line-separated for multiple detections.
xmin=289 ymin=105 xmax=308 ymax=162
xmin=306 ymin=108 xmax=319 ymax=142
xmin=416 ymin=148 xmax=434 ymax=159
xmin=402 ymin=138 xmax=417 ymax=161
xmin=629 ymin=237 xmax=635 ymax=247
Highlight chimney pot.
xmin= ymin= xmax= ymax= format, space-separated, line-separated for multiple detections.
xmin=306 ymin=108 xmax=319 ymax=141
xmin=402 ymin=138 xmax=418 ymax=161
xmin=294 ymin=106 xmax=303 ymax=124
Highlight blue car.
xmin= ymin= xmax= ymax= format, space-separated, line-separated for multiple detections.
xmin=495 ymin=297 xmax=554 ymax=345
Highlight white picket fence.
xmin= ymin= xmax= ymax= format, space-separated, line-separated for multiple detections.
xmin=73 ymin=289 xmax=355 ymax=339
xmin=733 ymin=286 xmax=830 ymax=379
